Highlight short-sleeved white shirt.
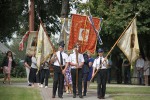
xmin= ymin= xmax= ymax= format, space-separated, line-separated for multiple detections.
xmin=69 ymin=51 xmax=84 ymax=69
xmin=31 ymin=56 xmax=37 ymax=69
xmin=136 ymin=58 xmax=145 ymax=68
xmin=53 ymin=51 xmax=68 ymax=66
xmin=93 ymin=56 xmax=108 ymax=69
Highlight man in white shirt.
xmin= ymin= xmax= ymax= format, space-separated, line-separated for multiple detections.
xmin=135 ymin=54 xmax=145 ymax=85
xmin=51 ymin=41 xmax=68 ymax=98
xmin=92 ymin=48 xmax=108 ymax=99
xmin=68 ymin=44 xmax=84 ymax=98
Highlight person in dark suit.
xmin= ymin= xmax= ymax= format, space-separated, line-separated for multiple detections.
xmin=116 ymin=55 xmax=123 ymax=84
xmin=82 ymin=53 xmax=89 ymax=96
xmin=123 ymin=59 xmax=131 ymax=84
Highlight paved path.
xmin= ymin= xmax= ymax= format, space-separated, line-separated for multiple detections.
xmin=40 ymin=88 xmax=112 ymax=100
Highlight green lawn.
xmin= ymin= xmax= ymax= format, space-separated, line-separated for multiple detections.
xmin=113 ymin=95 xmax=150 ymax=100
xmin=0 ymin=86 xmax=42 ymax=100
xmin=107 ymin=87 xmax=150 ymax=100
xmin=90 ymin=85 xmax=150 ymax=100
xmin=107 ymin=87 xmax=150 ymax=94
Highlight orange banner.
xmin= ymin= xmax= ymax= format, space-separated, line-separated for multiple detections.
xmin=68 ymin=14 xmax=100 ymax=54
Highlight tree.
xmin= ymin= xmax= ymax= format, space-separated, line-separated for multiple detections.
xmin=0 ymin=0 xmax=63 ymax=42
xmin=87 ymin=0 xmax=150 ymax=58
xmin=0 ymin=0 xmax=24 ymax=42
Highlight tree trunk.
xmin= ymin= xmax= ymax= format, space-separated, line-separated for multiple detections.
xmin=60 ymin=0 xmax=69 ymax=51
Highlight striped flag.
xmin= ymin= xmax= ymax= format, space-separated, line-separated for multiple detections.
xmin=88 ymin=15 xmax=103 ymax=45
xmin=19 ymin=31 xmax=30 ymax=51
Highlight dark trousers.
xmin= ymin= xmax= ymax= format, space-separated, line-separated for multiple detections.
xmin=83 ymin=73 xmax=89 ymax=95
xmin=36 ymin=69 xmax=41 ymax=83
xmin=117 ymin=68 xmax=122 ymax=84
xmin=53 ymin=66 xmax=64 ymax=97
xmin=137 ymin=70 xmax=144 ymax=85
xmin=107 ymin=68 xmax=111 ymax=83
xmin=97 ymin=69 xmax=107 ymax=98
xmin=29 ymin=68 xmax=37 ymax=83
xmin=71 ymin=68 xmax=82 ymax=96
xmin=40 ymin=69 xmax=50 ymax=86
xmin=124 ymin=68 xmax=131 ymax=84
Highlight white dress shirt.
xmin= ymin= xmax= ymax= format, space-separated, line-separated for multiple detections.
xmin=69 ymin=50 xmax=84 ymax=69
xmin=53 ymin=51 xmax=68 ymax=66
xmin=93 ymin=56 xmax=108 ymax=69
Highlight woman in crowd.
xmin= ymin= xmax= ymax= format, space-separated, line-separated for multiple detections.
xmin=64 ymin=62 xmax=72 ymax=94
xmin=1 ymin=51 xmax=16 ymax=84
xmin=29 ymin=52 xmax=38 ymax=87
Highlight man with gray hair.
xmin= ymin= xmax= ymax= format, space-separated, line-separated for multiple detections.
xmin=135 ymin=54 xmax=145 ymax=85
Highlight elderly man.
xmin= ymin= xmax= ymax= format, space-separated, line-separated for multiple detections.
xmin=135 ymin=54 xmax=145 ymax=85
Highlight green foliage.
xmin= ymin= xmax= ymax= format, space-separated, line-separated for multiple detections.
xmin=36 ymin=0 xmax=62 ymax=35
xmin=0 ymin=0 xmax=62 ymax=42
xmin=77 ymin=0 xmax=150 ymax=57
xmin=0 ymin=0 xmax=24 ymax=42
xmin=11 ymin=65 xmax=26 ymax=78
xmin=0 ymin=53 xmax=4 ymax=77
xmin=11 ymin=58 xmax=26 ymax=78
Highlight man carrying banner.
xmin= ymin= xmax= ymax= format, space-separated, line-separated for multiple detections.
xmin=51 ymin=41 xmax=68 ymax=98
xmin=92 ymin=48 xmax=108 ymax=99
xmin=68 ymin=44 xmax=84 ymax=98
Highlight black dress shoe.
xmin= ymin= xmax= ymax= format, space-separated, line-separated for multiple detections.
xmin=52 ymin=95 xmax=55 ymax=98
xmin=83 ymin=94 xmax=86 ymax=96
xmin=101 ymin=97 xmax=105 ymax=99
xmin=73 ymin=94 xmax=76 ymax=98
xmin=97 ymin=96 xmax=101 ymax=99
xmin=79 ymin=95 xmax=83 ymax=98
xmin=28 ymin=84 xmax=32 ymax=86
xmin=59 ymin=96 xmax=63 ymax=98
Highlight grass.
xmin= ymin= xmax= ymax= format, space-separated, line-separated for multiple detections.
xmin=90 ymin=85 xmax=150 ymax=100
xmin=108 ymin=87 xmax=150 ymax=100
xmin=107 ymin=87 xmax=150 ymax=94
xmin=0 ymin=86 xmax=42 ymax=100
xmin=112 ymin=95 xmax=150 ymax=100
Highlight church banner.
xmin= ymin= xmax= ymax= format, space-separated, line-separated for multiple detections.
xmin=68 ymin=14 xmax=100 ymax=54
xmin=117 ymin=18 xmax=139 ymax=63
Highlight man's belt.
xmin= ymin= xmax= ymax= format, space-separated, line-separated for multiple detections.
xmin=54 ymin=65 xmax=65 ymax=68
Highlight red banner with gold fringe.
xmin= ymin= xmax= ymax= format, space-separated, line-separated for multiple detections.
xmin=68 ymin=14 xmax=100 ymax=54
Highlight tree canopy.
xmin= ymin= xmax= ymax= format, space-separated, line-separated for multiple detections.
xmin=86 ymin=0 xmax=150 ymax=58
xmin=0 ymin=0 xmax=24 ymax=42
xmin=0 ymin=0 xmax=149 ymax=58
xmin=0 ymin=0 xmax=62 ymax=42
